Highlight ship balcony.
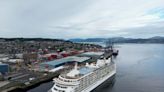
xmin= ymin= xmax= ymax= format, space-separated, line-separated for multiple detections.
xmin=53 ymin=78 xmax=80 ymax=86
xmin=59 ymin=75 xmax=79 ymax=81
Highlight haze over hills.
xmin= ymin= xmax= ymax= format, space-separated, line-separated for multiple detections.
xmin=0 ymin=38 xmax=66 ymax=42
xmin=69 ymin=36 xmax=164 ymax=43
xmin=0 ymin=36 xmax=164 ymax=44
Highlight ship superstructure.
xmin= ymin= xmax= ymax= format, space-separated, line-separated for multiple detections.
xmin=49 ymin=53 xmax=116 ymax=92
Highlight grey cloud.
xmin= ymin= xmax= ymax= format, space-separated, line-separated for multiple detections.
xmin=0 ymin=0 xmax=164 ymax=39
xmin=0 ymin=0 xmax=91 ymax=38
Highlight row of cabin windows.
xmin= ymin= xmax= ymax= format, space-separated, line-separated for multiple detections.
xmin=56 ymin=85 xmax=67 ymax=89
xmin=59 ymin=78 xmax=77 ymax=82
xmin=54 ymin=87 xmax=65 ymax=92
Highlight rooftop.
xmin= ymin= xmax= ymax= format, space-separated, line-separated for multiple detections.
xmin=80 ymin=52 xmax=104 ymax=56
xmin=40 ymin=56 xmax=90 ymax=67
xmin=0 ymin=63 xmax=8 ymax=65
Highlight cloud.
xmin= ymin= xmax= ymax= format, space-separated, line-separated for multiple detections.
xmin=0 ymin=0 xmax=164 ymax=39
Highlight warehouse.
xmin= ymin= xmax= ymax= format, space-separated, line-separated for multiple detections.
xmin=80 ymin=52 xmax=104 ymax=56
xmin=40 ymin=56 xmax=90 ymax=70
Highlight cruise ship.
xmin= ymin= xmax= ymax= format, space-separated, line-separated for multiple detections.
xmin=49 ymin=54 xmax=116 ymax=92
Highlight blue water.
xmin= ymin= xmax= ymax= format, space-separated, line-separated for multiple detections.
xmin=28 ymin=44 xmax=164 ymax=92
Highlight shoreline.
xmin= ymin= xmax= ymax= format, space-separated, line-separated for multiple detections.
xmin=0 ymin=73 xmax=59 ymax=92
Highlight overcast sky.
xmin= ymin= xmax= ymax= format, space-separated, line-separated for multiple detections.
xmin=0 ymin=0 xmax=164 ymax=39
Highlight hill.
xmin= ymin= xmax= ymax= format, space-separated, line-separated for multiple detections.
xmin=69 ymin=36 xmax=164 ymax=43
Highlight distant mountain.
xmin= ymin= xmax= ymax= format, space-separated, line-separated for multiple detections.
xmin=1 ymin=37 xmax=164 ymax=44
xmin=69 ymin=38 xmax=106 ymax=42
xmin=69 ymin=36 xmax=164 ymax=43
xmin=149 ymin=36 xmax=164 ymax=39
xmin=0 ymin=38 xmax=67 ymax=42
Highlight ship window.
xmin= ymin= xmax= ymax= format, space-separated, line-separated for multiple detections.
xmin=54 ymin=87 xmax=58 ymax=91
xmin=56 ymin=85 xmax=67 ymax=89
xmin=54 ymin=87 xmax=65 ymax=92
xmin=58 ymin=90 xmax=65 ymax=92
xmin=64 ymin=80 xmax=73 ymax=82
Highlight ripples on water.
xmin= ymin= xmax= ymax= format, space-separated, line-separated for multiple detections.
xmin=28 ymin=44 xmax=164 ymax=92
xmin=105 ymin=44 xmax=164 ymax=92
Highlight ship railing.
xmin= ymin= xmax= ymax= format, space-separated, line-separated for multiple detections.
xmin=54 ymin=78 xmax=80 ymax=86
xmin=59 ymin=75 xmax=79 ymax=81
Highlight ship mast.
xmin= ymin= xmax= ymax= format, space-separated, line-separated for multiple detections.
xmin=105 ymin=38 xmax=113 ymax=51
xmin=105 ymin=39 xmax=114 ymax=62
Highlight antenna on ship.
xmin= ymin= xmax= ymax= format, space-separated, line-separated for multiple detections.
xmin=105 ymin=38 xmax=116 ymax=63
xmin=104 ymin=38 xmax=113 ymax=55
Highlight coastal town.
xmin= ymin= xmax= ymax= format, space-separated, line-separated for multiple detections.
xmin=0 ymin=38 xmax=107 ymax=92
xmin=1 ymin=0 xmax=164 ymax=92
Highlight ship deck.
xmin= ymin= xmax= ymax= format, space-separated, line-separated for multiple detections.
xmin=60 ymin=66 xmax=94 ymax=79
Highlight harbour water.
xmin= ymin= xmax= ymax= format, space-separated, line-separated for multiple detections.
xmin=28 ymin=44 xmax=164 ymax=92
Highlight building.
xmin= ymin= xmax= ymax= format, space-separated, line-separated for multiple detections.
xmin=23 ymin=53 xmax=38 ymax=63
xmin=40 ymin=56 xmax=90 ymax=70
xmin=0 ymin=63 xmax=9 ymax=74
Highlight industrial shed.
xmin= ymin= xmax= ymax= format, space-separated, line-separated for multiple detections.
xmin=80 ymin=52 xmax=104 ymax=56
xmin=78 ymin=52 xmax=104 ymax=61
xmin=40 ymin=56 xmax=90 ymax=70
